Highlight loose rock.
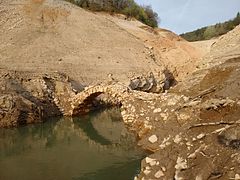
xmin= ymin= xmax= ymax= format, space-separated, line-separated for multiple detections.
xmin=148 ymin=135 xmax=158 ymax=143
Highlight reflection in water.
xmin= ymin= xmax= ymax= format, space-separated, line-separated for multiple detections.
xmin=0 ymin=108 xmax=145 ymax=180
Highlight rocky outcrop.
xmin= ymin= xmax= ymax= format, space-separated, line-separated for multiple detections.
xmin=128 ymin=72 xmax=163 ymax=93
xmin=128 ymin=70 xmax=177 ymax=93
xmin=0 ymin=70 xmax=78 ymax=128
xmin=0 ymin=94 xmax=42 ymax=127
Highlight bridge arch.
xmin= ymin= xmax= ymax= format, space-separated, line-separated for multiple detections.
xmin=68 ymin=84 xmax=153 ymax=138
xmin=70 ymin=85 xmax=128 ymax=116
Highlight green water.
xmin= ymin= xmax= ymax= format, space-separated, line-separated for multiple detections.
xmin=0 ymin=108 xmax=145 ymax=180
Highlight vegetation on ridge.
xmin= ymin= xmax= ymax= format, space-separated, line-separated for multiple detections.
xmin=66 ymin=0 xmax=159 ymax=28
xmin=180 ymin=12 xmax=240 ymax=41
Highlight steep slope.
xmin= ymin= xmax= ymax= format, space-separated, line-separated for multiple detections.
xmin=209 ymin=25 xmax=240 ymax=62
xmin=103 ymin=14 xmax=205 ymax=80
xmin=0 ymin=0 xmax=161 ymax=84
xmin=197 ymin=25 xmax=240 ymax=70
xmin=0 ymin=0 xmax=205 ymax=85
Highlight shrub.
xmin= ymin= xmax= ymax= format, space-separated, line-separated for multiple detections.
xmin=65 ymin=0 xmax=159 ymax=28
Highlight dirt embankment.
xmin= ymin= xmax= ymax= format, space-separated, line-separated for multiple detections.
xmin=0 ymin=0 xmax=208 ymax=85
xmin=103 ymin=13 xmax=209 ymax=80
xmin=0 ymin=0 xmax=158 ymax=85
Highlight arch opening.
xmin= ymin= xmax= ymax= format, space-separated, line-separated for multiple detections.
xmin=72 ymin=91 xmax=122 ymax=116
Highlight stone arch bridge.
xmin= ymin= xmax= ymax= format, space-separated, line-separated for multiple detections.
xmin=65 ymin=84 xmax=158 ymax=137
xmin=69 ymin=84 xmax=129 ymax=116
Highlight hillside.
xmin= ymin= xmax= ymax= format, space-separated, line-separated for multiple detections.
xmin=103 ymin=14 xmax=207 ymax=79
xmin=180 ymin=12 xmax=240 ymax=42
xmin=0 ymin=0 xmax=204 ymax=85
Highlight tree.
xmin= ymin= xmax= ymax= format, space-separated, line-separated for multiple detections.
xmin=180 ymin=12 xmax=240 ymax=41
xmin=143 ymin=5 xmax=158 ymax=28
xmin=203 ymin=26 xmax=216 ymax=39
xmin=233 ymin=12 xmax=240 ymax=26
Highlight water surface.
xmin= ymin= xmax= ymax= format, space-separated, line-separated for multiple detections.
xmin=0 ymin=108 xmax=145 ymax=180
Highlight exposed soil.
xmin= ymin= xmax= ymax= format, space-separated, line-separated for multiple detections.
xmin=103 ymin=13 xmax=209 ymax=80
xmin=0 ymin=0 xmax=208 ymax=85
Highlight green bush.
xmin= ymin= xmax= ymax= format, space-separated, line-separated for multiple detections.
xmin=65 ymin=0 xmax=159 ymax=28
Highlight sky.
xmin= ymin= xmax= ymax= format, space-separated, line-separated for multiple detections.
xmin=135 ymin=0 xmax=240 ymax=34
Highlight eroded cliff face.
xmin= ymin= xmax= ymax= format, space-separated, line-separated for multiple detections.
xmin=0 ymin=70 xmax=78 ymax=127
